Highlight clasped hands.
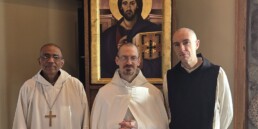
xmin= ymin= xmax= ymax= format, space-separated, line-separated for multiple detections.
xmin=119 ymin=119 xmax=136 ymax=129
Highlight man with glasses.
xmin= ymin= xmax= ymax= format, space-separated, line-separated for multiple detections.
xmin=91 ymin=42 xmax=168 ymax=129
xmin=12 ymin=43 xmax=89 ymax=129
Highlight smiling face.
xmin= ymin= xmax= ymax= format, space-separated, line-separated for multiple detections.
xmin=172 ymin=28 xmax=200 ymax=66
xmin=39 ymin=45 xmax=64 ymax=77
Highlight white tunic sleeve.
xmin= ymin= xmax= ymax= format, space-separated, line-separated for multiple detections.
xmin=216 ymin=68 xmax=233 ymax=129
xmin=12 ymin=81 xmax=35 ymax=129
xmin=78 ymin=81 xmax=90 ymax=129
xmin=162 ymin=74 xmax=171 ymax=122
xmin=90 ymin=91 xmax=102 ymax=129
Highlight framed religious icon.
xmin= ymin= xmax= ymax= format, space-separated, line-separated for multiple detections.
xmin=89 ymin=0 xmax=172 ymax=84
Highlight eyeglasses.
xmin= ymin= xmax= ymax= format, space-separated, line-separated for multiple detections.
xmin=117 ymin=55 xmax=139 ymax=62
xmin=40 ymin=54 xmax=63 ymax=61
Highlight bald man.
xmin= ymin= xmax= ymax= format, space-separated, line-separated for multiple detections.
xmin=163 ymin=28 xmax=233 ymax=129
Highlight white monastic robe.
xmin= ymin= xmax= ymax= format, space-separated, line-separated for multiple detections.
xmin=12 ymin=69 xmax=89 ymax=129
xmin=91 ymin=70 xmax=169 ymax=129
xmin=163 ymin=67 xmax=233 ymax=129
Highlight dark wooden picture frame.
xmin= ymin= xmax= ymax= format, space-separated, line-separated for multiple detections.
xmin=234 ymin=0 xmax=247 ymax=128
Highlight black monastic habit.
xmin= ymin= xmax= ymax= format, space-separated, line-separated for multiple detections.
xmin=167 ymin=54 xmax=220 ymax=129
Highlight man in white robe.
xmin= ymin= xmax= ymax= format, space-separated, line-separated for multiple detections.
xmin=12 ymin=43 xmax=89 ymax=129
xmin=91 ymin=42 xmax=169 ymax=129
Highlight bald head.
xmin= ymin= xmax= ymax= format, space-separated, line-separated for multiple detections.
xmin=173 ymin=28 xmax=198 ymax=42
xmin=172 ymin=27 xmax=200 ymax=67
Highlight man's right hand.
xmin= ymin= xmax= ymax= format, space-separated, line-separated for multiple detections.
xmin=119 ymin=120 xmax=136 ymax=129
